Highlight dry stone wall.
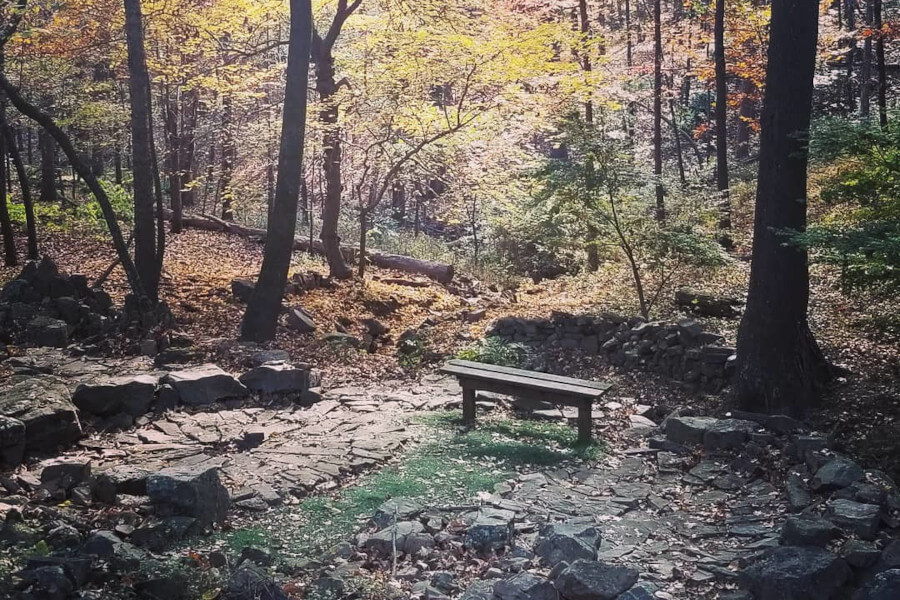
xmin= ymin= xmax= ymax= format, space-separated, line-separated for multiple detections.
xmin=489 ymin=312 xmax=736 ymax=392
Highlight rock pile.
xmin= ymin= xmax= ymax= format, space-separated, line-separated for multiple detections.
xmin=490 ymin=313 xmax=735 ymax=392
xmin=661 ymin=413 xmax=900 ymax=600
xmin=0 ymin=258 xmax=114 ymax=349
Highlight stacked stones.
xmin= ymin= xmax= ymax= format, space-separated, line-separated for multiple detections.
xmin=489 ymin=313 xmax=735 ymax=392
xmin=0 ymin=258 xmax=115 ymax=350
xmin=662 ymin=414 xmax=900 ymax=600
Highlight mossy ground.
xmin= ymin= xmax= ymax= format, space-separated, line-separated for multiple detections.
xmin=213 ymin=410 xmax=604 ymax=561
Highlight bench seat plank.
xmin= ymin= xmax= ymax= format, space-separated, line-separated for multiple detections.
xmin=441 ymin=363 xmax=607 ymax=399
xmin=445 ymin=359 xmax=612 ymax=392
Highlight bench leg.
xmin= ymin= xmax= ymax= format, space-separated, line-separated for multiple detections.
xmin=577 ymin=402 xmax=592 ymax=445
xmin=462 ymin=386 xmax=477 ymax=426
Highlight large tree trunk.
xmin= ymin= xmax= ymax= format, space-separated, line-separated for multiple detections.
xmin=241 ymin=0 xmax=312 ymax=342
xmin=734 ymin=0 xmax=829 ymax=416
xmin=3 ymin=124 xmax=37 ymax=259
xmin=714 ymin=0 xmax=730 ymax=230
xmin=652 ymin=0 xmax=665 ymax=220
xmin=124 ymin=0 xmax=159 ymax=302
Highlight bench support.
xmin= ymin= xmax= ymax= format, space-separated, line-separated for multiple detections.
xmin=462 ymin=386 xmax=476 ymax=425
xmin=577 ymin=401 xmax=592 ymax=445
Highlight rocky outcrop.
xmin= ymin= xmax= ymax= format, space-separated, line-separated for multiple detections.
xmin=162 ymin=364 xmax=250 ymax=406
xmin=0 ymin=376 xmax=81 ymax=453
xmin=146 ymin=463 xmax=230 ymax=525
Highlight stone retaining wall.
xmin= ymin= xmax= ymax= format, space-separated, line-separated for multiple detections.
xmin=489 ymin=312 xmax=736 ymax=392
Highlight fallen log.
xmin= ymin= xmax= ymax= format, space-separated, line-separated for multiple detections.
xmin=368 ymin=252 xmax=454 ymax=284
xmin=163 ymin=210 xmax=454 ymax=283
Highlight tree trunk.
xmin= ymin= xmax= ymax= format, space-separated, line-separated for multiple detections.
xmin=578 ymin=0 xmax=593 ymax=124
xmin=114 ymin=145 xmax=123 ymax=184
xmin=735 ymin=79 xmax=756 ymax=158
xmin=874 ymin=0 xmax=887 ymax=127
xmin=845 ymin=0 xmax=857 ymax=112
xmin=625 ymin=0 xmax=632 ymax=67
xmin=0 ymin=52 xmax=14 ymax=266
xmin=714 ymin=0 xmax=730 ymax=230
xmin=3 ymin=124 xmax=37 ymax=259
xmin=219 ymin=95 xmax=235 ymax=221
xmin=669 ymin=98 xmax=686 ymax=186
xmin=859 ymin=0 xmax=873 ymax=119
xmin=181 ymin=88 xmax=198 ymax=208
xmin=124 ymin=0 xmax=158 ymax=302
xmin=38 ymin=127 xmax=57 ymax=204
xmin=241 ymin=0 xmax=312 ymax=342
xmin=163 ymin=84 xmax=182 ymax=233
xmin=315 ymin=52 xmax=352 ymax=279
xmin=734 ymin=0 xmax=829 ymax=416
xmin=653 ymin=0 xmax=665 ymax=221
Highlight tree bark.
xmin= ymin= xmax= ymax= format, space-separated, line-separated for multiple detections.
xmin=714 ymin=0 xmax=730 ymax=230
xmin=241 ymin=0 xmax=313 ymax=342
xmin=0 ymin=53 xmax=15 ymax=266
xmin=653 ymin=0 xmax=665 ymax=221
xmin=163 ymin=84 xmax=182 ymax=233
xmin=859 ymin=0 xmax=873 ymax=119
xmin=578 ymin=0 xmax=593 ymax=124
xmin=874 ymin=0 xmax=887 ymax=127
xmin=312 ymin=0 xmax=361 ymax=280
xmin=734 ymin=0 xmax=829 ymax=415
xmin=219 ymin=95 xmax=235 ymax=221
xmin=181 ymin=88 xmax=198 ymax=207
xmin=123 ymin=0 xmax=158 ymax=302
xmin=735 ymin=79 xmax=756 ymax=159
xmin=3 ymin=124 xmax=37 ymax=259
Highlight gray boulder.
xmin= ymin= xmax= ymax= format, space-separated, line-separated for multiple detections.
xmin=533 ymin=522 xmax=601 ymax=567
xmin=0 ymin=415 xmax=26 ymax=467
xmin=73 ymin=374 xmax=158 ymax=417
xmin=812 ymin=457 xmax=865 ymax=492
xmin=26 ymin=316 xmax=68 ymax=348
xmin=163 ymin=364 xmax=249 ymax=406
xmin=17 ymin=565 xmax=73 ymax=600
xmin=827 ymin=498 xmax=881 ymax=540
xmin=854 ymin=569 xmax=900 ymax=600
xmin=0 ymin=376 xmax=81 ymax=451
xmin=704 ymin=419 xmax=756 ymax=451
xmin=93 ymin=464 xmax=152 ymax=503
xmin=459 ymin=581 xmax=495 ymax=600
xmin=785 ymin=472 xmax=812 ymax=511
xmin=616 ymin=583 xmax=659 ymax=600
xmin=552 ymin=559 xmax=639 ymax=600
xmin=40 ymin=458 xmax=91 ymax=492
xmin=494 ymin=572 xmax=556 ymax=600
xmin=464 ymin=507 xmax=515 ymax=553
xmin=779 ymin=516 xmax=839 ymax=547
xmin=223 ymin=563 xmax=288 ymax=600
xmin=363 ymin=520 xmax=425 ymax=555
xmin=665 ymin=416 xmax=718 ymax=446
xmin=739 ymin=546 xmax=850 ymax=600
xmin=841 ymin=540 xmax=881 ymax=568
xmin=239 ymin=362 xmax=319 ymax=394
xmin=146 ymin=463 xmax=230 ymax=525
xmin=231 ymin=278 xmax=255 ymax=303
xmin=287 ymin=307 xmax=316 ymax=333
xmin=80 ymin=530 xmax=146 ymax=570
xmin=372 ymin=497 xmax=424 ymax=529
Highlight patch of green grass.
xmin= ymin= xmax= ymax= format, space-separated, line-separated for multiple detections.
xmin=212 ymin=410 xmax=603 ymax=560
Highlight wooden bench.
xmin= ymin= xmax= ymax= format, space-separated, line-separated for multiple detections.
xmin=440 ymin=359 xmax=612 ymax=444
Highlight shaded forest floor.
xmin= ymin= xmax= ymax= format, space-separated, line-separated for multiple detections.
xmin=0 ymin=222 xmax=898 ymax=478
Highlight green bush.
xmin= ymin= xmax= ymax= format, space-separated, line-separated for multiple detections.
xmin=456 ymin=336 xmax=528 ymax=368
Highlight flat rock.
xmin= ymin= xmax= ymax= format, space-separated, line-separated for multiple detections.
xmin=0 ymin=415 xmax=26 ymax=467
xmin=739 ymin=546 xmax=850 ymax=600
xmin=533 ymin=522 xmax=600 ymax=567
xmin=163 ymin=364 xmax=249 ymax=406
xmin=494 ymin=572 xmax=556 ymax=600
xmin=841 ymin=540 xmax=881 ymax=568
xmin=239 ymin=362 xmax=318 ymax=394
xmin=146 ymin=463 xmax=230 ymax=525
xmin=827 ymin=498 xmax=881 ymax=540
xmin=665 ymin=416 xmax=718 ymax=446
xmin=73 ymin=374 xmax=158 ymax=417
xmin=553 ymin=559 xmax=639 ymax=600
xmin=459 ymin=581 xmax=494 ymax=600
xmin=222 ymin=563 xmax=288 ymax=600
xmin=785 ymin=472 xmax=812 ymax=511
xmin=40 ymin=458 xmax=91 ymax=491
xmin=854 ymin=569 xmax=900 ymax=600
xmin=372 ymin=497 xmax=424 ymax=529
xmin=812 ymin=457 xmax=865 ymax=492
xmin=0 ymin=376 xmax=81 ymax=452
xmin=363 ymin=520 xmax=425 ymax=555
xmin=779 ymin=515 xmax=839 ymax=547
xmin=703 ymin=419 xmax=756 ymax=451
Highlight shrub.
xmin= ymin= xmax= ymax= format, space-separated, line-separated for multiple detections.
xmin=456 ymin=336 xmax=528 ymax=368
